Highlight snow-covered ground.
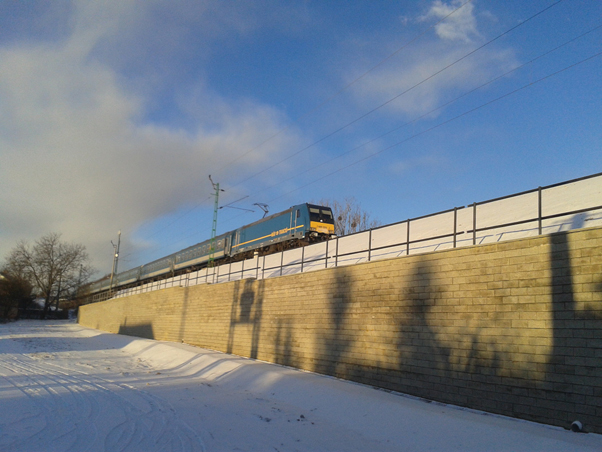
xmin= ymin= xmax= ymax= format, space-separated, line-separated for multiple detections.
xmin=1 ymin=321 xmax=601 ymax=452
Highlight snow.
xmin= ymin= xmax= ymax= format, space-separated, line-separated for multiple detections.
xmin=1 ymin=321 xmax=601 ymax=452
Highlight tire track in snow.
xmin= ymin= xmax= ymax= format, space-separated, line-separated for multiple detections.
xmin=40 ymin=357 xmax=204 ymax=452
xmin=0 ymin=353 xmax=205 ymax=452
xmin=0 ymin=356 xmax=100 ymax=452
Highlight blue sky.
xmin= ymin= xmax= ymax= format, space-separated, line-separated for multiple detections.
xmin=0 ymin=0 xmax=600 ymax=276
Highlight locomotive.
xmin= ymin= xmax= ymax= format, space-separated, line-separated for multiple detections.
xmin=86 ymin=203 xmax=335 ymax=294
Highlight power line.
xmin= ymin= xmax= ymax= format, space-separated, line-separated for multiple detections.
xmin=121 ymin=0 xmax=576 ymax=266
xmin=225 ymin=0 xmax=565 ymax=191
xmin=120 ymin=2 xmax=479 ymax=262
xmin=210 ymin=0 xmax=476 ymax=180
xmin=266 ymin=50 xmax=602 ymax=203
xmin=253 ymin=23 xmax=602 ymax=200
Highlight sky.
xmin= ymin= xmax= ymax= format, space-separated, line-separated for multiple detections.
xmin=1 ymin=0 xmax=600 ymax=277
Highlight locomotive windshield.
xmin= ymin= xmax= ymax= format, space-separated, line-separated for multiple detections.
xmin=308 ymin=205 xmax=334 ymax=224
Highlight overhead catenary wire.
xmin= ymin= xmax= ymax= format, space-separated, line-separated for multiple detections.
xmin=210 ymin=0 xmax=476 ymax=180
xmin=224 ymin=0 xmax=565 ymax=192
xmin=251 ymin=23 xmax=602 ymax=201
xmin=210 ymin=40 xmax=602 ymax=232
xmin=265 ymin=50 xmax=602 ymax=204
xmin=128 ymin=0 xmax=582 ymax=266
xmin=120 ymin=45 xmax=601 ymax=269
xmin=120 ymin=0 xmax=478 ymax=261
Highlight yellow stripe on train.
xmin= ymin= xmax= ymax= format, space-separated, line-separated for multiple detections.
xmin=310 ymin=221 xmax=334 ymax=234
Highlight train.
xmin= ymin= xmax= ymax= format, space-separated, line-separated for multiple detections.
xmin=84 ymin=203 xmax=336 ymax=295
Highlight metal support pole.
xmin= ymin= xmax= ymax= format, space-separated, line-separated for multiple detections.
xmin=109 ymin=230 xmax=121 ymax=293
xmin=208 ymin=175 xmax=224 ymax=268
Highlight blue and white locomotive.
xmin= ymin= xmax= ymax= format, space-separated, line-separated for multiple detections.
xmin=86 ymin=203 xmax=335 ymax=294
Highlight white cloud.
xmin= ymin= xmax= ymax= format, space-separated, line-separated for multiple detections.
xmin=420 ymin=0 xmax=480 ymax=43
xmin=0 ymin=3 xmax=301 ymax=274
xmin=347 ymin=1 xmax=516 ymax=119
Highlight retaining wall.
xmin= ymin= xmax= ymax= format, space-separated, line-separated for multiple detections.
xmin=79 ymin=227 xmax=602 ymax=433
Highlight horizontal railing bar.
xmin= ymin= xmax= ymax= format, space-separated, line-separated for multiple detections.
xmin=84 ymin=173 xmax=602 ymax=303
xmin=473 ymin=171 xmax=602 ymax=207
xmin=471 ymin=205 xmax=602 ymax=234
xmin=541 ymin=171 xmax=602 ymax=191
xmin=541 ymin=204 xmax=602 ymax=220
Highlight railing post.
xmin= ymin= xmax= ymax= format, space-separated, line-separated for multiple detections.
xmin=280 ymin=251 xmax=284 ymax=277
xmin=325 ymin=239 xmax=329 ymax=269
xmin=406 ymin=220 xmax=410 ymax=256
xmin=472 ymin=203 xmax=477 ymax=245
xmin=301 ymin=246 xmax=305 ymax=273
xmin=538 ymin=186 xmax=543 ymax=235
xmin=335 ymin=237 xmax=339 ymax=267
xmin=368 ymin=229 xmax=372 ymax=261
xmin=453 ymin=207 xmax=457 ymax=248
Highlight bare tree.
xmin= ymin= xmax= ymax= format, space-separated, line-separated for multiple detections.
xmin=315 ymin=197 xmax=381 ymax=236
xmin=4 ymin=233 xmax=94 ymax=319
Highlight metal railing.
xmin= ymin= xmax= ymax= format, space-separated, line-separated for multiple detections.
xmin=102 ymin=172 xmax=601 ymax=301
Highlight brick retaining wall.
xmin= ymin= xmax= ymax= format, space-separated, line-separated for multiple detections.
xmin=79 ymin=227 xmax=602 ymax=433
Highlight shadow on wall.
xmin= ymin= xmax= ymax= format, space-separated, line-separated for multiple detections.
xmin=118 ymin=319 xmax=155 ymax=340
xmin=546 ymin=231 xmax=602 ymax=429
xmin=177 ymin=286 xmax=191 ymax=343
xmin=393 ymin=256 xmax=512 ymax=410
xmin=397 ymin=258 xmax=451 ymax=384
xmin=274 ymin=318 xmax=295 ymax=368
xmin=309 ymin=258 xmax=512 ymax=405
xmin=227 ymin=278 xmax=265 ymax=359
xmin=390 ymin=260 xmax=504 ymax=408
xmin=314 ymin=267 xmax=354 ymax=378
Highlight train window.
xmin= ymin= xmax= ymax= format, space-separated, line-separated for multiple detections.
xmin=296 ymin=209 xmax=301 ymax=218
xmin=309 ymin=207 xmax=335 ymax=224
